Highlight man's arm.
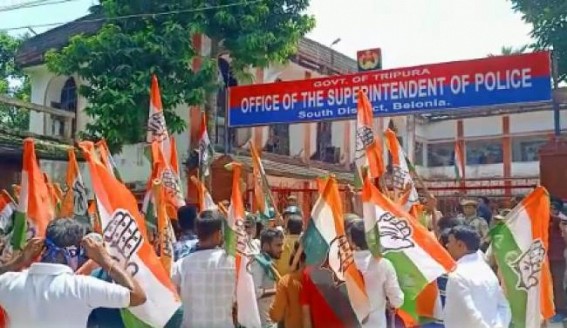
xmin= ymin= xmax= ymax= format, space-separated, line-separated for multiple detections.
xmin=382 ymin=259 xmax=404 ymax=308
xmin=0 ymin=238 xmax=43 ymax=275
xmin=444 ymin=274 xmax=491 ymax=328
xmin=82 ymin=236 xmax=146 ymax=307
xmin=495 ymin=286 xmax=511 ymax=328
xmin=302 ymin=305 xmax=312 ymax=328
xmin=269 ymin=278 xmax=288 ymax=323
xmin=250 ymin=260 xmax=266 ymax=299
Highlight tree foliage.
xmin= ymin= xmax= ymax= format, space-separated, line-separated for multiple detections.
xmin=487 ymin=45 xmax=529 ymax=57
xmin=509 ymin=0 xmax=567 ymax=81
xmin=0 ymin=32 xmax=30 ymax=131
xmin=47 ymin=0 xmax=314 ymax=152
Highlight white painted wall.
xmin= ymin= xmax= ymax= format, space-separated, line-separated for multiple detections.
xmin=25 ymin=65 xmax=187 ymax=185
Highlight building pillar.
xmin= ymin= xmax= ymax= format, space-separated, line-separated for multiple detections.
xmin=253 ymin=68 xmax=265 ymax=149
xmin=303 ymin=71 xmax=312 ymax=163
xmin=457 ymin=119 xmax=465 ymax=193
xmin=502 ymin=116 xmax=512 ymax=197
xmin=343 ymin=121 xmax=351 ymax=168
xmin=186 ymin=33 xmax=203 ymax=206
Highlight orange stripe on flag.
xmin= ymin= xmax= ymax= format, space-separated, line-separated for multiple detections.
xmin=81 ymin=142 xmax=177 ymax=296
xmin=523 ymin=187 xmax=555 ymax=320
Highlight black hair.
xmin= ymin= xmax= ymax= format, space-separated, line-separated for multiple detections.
xmin=195 ymin=210 xmax=224 ymax=241
xmin=46 ymin=217 xmax=90 ymax=248
xmin=449 ymin=225 xmax=481 ymax=252
xmin=255 ymin=220 xmax=264 ymax=239
xmin=286 ymin=214 xmax=303 ymax=235
xmin=260 ymin=228 xmax=284 ymax=248
xmin=551 ymin=196 xmax=564 ymax=211
xmin=289 ymin=240 xmax=306 ymax=267
xmin=437 ymin=216 xmax=465 ymax=232
xmin=177 ymin=205 xmax=198 ymax=231
xmin=344 ymin=213 xmax=360 ymax=232
xmin=439 ymin=228 xmax=452 ymax=248
xmin=347 ymin=219 xmax=368 ymax=250
xmin=478 ymin=196 xmax=490 ymax=205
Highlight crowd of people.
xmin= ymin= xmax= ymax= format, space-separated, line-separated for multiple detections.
xmin=0 ymin=191 xmax=565 ymax=328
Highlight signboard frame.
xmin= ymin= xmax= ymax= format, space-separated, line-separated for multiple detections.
xmin=227 ymin=52 xmax=552 ymax=128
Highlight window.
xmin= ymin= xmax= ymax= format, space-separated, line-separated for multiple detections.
xmin=414 ymin=141 xmax=424 ymax=166
xmin=60 ymin=78 xmax=77 ymax=112
xmin=466 ymin=139 xmax=503 ymax=164
xmin=265 ymin=124 xmax=290 ymax=155
xmin=50 ymin=77 xmax=77 ymax=138
xmin=311 ymin=122 xmax=338 ymax=163
xmin=512 ymin=136 xmax=548 ymax=162
xmin=427 ymin=142 xmax=454 ymax=167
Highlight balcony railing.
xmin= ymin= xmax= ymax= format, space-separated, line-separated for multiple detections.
xmin=0 ymin=95 xmax=76 ymax=143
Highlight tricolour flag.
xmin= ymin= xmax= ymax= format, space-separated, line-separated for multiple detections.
xmin=96 ymin=139 xmax=122 ymax=181
xmin=152 ymin=179 xmax=175 ymax=275
xmin=0 ymin=190 xmax=15 ymax=234
xmin=491 ymin=186 xmax=554 ymax=327
xmin=147 ymin=75 xmax=172 ymax=160
xmin=303 ymin=177 xmax=370 ymax=326
xmin=150 ymin=141 xmax=185 ymax=217
xmin=60 ymin=148 xmax=89 ymax=219
xmin=44 ymin=173 xmax=62 ymax=214
xmin=190 ymin=176 xmax=217 ymax=211
xmin=224 ymin=162 xmax=261 ymax=328
xmin=454 ymin=140 xmax=465 ymax=181
xmin=81 ymin=141 xmax=181 ymax=327
xmin=250 ymin=142 xmax=277 ymax=220
xmin=11 ymin=139 xmax=55 ymax=250
xmin=198 ymin=113 xmax=214 ymax=179
xmin=385 ymin=129 xmax=419 ymax=210
xmin=354 ymin=90 xmax=385 ymax=188
xmin=361 ymin=177 xmax=455 ymax=326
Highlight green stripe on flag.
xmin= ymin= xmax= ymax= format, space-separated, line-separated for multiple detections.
xmin=385 ymin=251 xmax=429 ymax=323
xmin=491 ymin=223 xmax=528 ymax=327
xmin=223 ymin=220 xmax=237 ymax=256
xmin=365 ymin=224 xmax=382 ymax=257
xmin=120 ymin=307 xmax=183 ymax=328
xmin=302 ymin=220 xmax=330 ymax=266
xmin=10 ymin=211 xmax=27 ymax=250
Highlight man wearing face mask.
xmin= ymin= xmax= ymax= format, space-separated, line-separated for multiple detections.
xmin=0 ymin=218 xmax=146 ymax=328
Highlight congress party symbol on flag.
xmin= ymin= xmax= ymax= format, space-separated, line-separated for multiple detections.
xmin=354 ymin=90 xmax=385 ymax=188
xmin=491 ymin=186 xmax=555 ymax=327
xmin=61 ymin=148 xmax=89 ymax=218
xmin=384 ymin=129 xmax=419 ymax=209
xmin=147 ymin=75 xmax=169 ymax=145
xmin=81 ymin=142 xmax=181 ymax=327
xmin=305 ymin=177 xmax=371 ymax=324
xmin=361 ymin=178 xmax=455 ymax=325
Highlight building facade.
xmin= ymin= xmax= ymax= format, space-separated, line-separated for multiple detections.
xmin=15 ymin=15 xmax=567 ymax=205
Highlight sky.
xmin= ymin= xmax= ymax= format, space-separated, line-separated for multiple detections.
xmin=0 ymin=0 xmax=534 ymax=69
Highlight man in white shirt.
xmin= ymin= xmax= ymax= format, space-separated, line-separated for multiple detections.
xmin=444 ymin=225 xmax=511 ymax=328
xmin=348 ymin=219 xmax=404 ymax=328
xmin=0 ymin=218 xmax=146 ymax=328
xmin=172 ymin=210 xmax=236 ymax=328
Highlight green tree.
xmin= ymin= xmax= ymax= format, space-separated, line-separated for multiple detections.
xmin=509 ymin=0 xmax=567 ymax=82
xmin=487 ymin=45 xmax=529 ymax=57
xmin=47 ymin=0 xmax=314 ymax=152
xmin=0 ymin=32 xmax=30 ymax=131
